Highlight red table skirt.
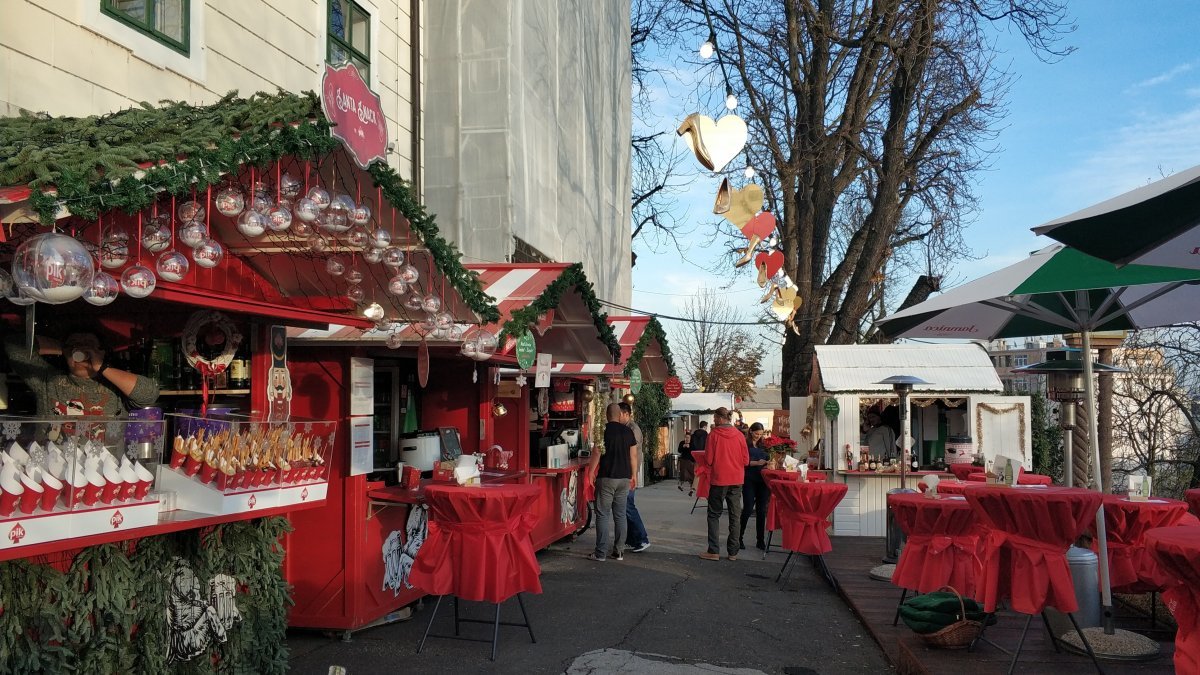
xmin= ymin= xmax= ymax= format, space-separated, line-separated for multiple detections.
xmin=889 ymin=493 xmax=981 ymax=596
xmin=771 ymin=481 xmax=847 ymax=555
xmin=410 ymin=484 xmax=543 ymax=604
xmin=1090 ymin=495 xmax=1188 ymax=592
xmin=965 ymin=471 xmax=1053 ymax=486
xmin=762 ymin=470 xmax=795 ymax=532
xmin=582 ymin=469 xmax=595 ymax=503
xmin=949 ymin=463 xmax=981 ymax=481
xmin=692 ymin=452 xmax=710 ymax=499
xmin=1187 ymin=489 xmax=1200 ymax=518
xmin=1145 ymin=527 xmax=1200 ymax=675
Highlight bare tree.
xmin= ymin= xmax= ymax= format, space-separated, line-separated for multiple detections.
xmin=659 ymin=0 xmax=1073 ymax=400
xmin=674 ymin=290 xmax=767 ymax=399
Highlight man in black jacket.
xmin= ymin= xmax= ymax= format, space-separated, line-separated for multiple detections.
xmin=685 ymin=422 xmax=709 ymax=497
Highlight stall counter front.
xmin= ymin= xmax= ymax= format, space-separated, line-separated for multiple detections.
xmin=832 ymin=470 xmax=953 ymax=537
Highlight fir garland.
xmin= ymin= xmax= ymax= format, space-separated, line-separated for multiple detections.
xmin=0 ymin=91 xmax=498 ymax=323
xmin=498 ymin=263 xmax=620 ymax=361
xmin=622 ymin=317 xmax=676 ymax=378
xmin=634 ymin=382 xmax=670 ymax=471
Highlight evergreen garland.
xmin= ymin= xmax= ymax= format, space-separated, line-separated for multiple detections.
xmin=634 ymin=382 xmax=670 ymax=475
xmin=0 ymin=91 xmax=498 ymax=323
xmin=622 ymin=317 xmax=676 ymax=378
xmin=498 ymin=263 xmax=620 ymax=361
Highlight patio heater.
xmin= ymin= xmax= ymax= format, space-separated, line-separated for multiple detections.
xmin=1014 ymin=350 xmax=1126 ymax=488
xmin=876 ymin=375 xmax=928 ymax=565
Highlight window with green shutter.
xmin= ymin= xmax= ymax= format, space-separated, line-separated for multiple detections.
xmin=328 ymin=0 xmax=371 ymax=82
xmin=101 ymin=0 xmax=190 ymax=55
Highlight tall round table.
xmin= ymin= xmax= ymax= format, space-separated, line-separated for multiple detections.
xmin=771 ymin=481 xmax=848 ymax=556
xmin=691 ymin=451 xmax=710 ymax=499
xmin=1186 ymin=488 xmax=1200 ymax=517
xmin=1090 ymin=494 xmax=1189 ymax=593
xmin=888 ymin=493 xmax=981 ymax=596
xmin=1145 ymin=526 xmax=1200 ymax=675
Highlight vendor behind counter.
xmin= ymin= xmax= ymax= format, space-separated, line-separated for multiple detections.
xmin=3 ymin=332 xmax=159 ymax=417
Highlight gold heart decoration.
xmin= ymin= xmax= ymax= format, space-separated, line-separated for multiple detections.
xmin=677 ymin=113 xmax=747 ymax=173
xmin=769 ymin=286 xmax=802 ymax=323
xmin=721 ymin=183 xmax=764 ymax=228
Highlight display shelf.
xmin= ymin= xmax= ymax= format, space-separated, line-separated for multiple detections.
xmin=159 ymin=389 xmax=252 ymax=396
xmin=1 ymin=498 xmax=160 ymax=557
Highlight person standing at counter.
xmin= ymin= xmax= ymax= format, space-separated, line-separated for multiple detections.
xmin=699 ymin=408 xmax=749 ymax=561
xmin=621 ymin=402 xmax=651 ymax=553
xmin=862 ymin=411 xmax=897 ymax=461
xmin=739 ymin=422 xmax=770 ymax=551
xmin=677 ymin=430 xmax=694 ymax=492
xmin=4 ymin=332 xmax=159 ymax=416
xmin=588 ymin=403 xmax=639 ymax=562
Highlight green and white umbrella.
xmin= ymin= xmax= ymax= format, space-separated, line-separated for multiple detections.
xmin=876 ymin=243 xmax=1200 ymax=636
xmin=1033 ymin=163 xmax=1200 ymax=269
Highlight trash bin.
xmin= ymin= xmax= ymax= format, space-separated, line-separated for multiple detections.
xmin=1045 ymin=546 xmax=1102 ymax=636
xmin=884 ymin=487 xmax=919 ymax=563
xmin=663 ymin=453 xmax=679 ymax=479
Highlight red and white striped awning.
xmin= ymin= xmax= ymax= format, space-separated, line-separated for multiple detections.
xmin=553 ymin=316 xmax=671 ymax=382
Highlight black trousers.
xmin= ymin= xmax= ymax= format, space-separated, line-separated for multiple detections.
xmin=740 ymin=475 xmax=769 ymax=546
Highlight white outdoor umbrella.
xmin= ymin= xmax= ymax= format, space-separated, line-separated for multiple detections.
xmin=875 ymin=243 xmax=1200 ymax=635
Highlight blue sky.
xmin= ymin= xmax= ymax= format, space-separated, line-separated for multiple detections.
xmin=629 ymin=1 xmax=1200 ymax=386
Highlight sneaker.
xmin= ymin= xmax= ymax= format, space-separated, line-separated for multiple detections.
xmin=586 ymin=553 xmax=606 ymax=561
xmin=699 ymin=552 xmax=720 ymax=561
xmin=728 ymin=555 xmax=739 ymax=561
xmin=630 ymin=542 xmax=651 ymax=553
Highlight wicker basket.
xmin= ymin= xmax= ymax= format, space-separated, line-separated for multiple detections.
xmin=918 ymin=586 xmax=982 ymax=649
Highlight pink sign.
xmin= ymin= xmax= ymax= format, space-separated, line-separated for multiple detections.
xmin=321 ymin=63 xmax=389 ymax=169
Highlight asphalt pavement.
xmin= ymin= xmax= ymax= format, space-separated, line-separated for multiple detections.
xmin=287 ymin=479 xmax=891 ymax=674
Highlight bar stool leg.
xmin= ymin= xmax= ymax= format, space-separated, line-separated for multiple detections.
xmin=491 ymin=603 xmax=501 ymax=661
xmin=1040 ymin=612 xmax=1061 ymax=653
xmin=1006 ymin=614 xmax=1035 ymax=675
xmin=763 ymin=530 xmax=773 ymax=559
xmin=775 ymin=551 xmax=794 ymax=582
xmin=893 ymin=588 xmax=909 ymax=627
xmin=1066 ymin=612 xmax=1106 ymax=674
xmin=417 ymin=595 xmax=444 ymax=654
xmin=690 ymin=496 xmax=702 ymax=514
xmin=516 ymin=592 xmax=537 ymax=643
xmin=453 ymin=596 xmax=461 ymax=636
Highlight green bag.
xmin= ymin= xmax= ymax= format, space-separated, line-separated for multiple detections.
xmin=899 ymin=591 xmax=985 ymax=634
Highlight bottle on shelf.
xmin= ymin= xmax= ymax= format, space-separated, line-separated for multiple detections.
xmin=911 ymin=452 xmax=920 ymax=472
xmin=229 ymin=340 xmax=249 ymax=389
xmin=868 ymin=456 xmax=878 ymax=471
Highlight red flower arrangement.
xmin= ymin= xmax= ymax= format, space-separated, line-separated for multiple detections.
xmin=763 ymin=435 xmax=796 ymax=454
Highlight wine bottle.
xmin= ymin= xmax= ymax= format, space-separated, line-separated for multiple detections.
xmin=229 ymin=341 xmax=249 ymax=389
xmin=911 ymin=453 xmax=920 ymax=472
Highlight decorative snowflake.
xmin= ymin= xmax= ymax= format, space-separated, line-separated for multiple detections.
xmin=28 ymin=443 xmax=47 ymax=465
xmin=515 ymin=375 xmax=528 ymax=388
xmin=1 ymin=422 xmax=20 ymax=441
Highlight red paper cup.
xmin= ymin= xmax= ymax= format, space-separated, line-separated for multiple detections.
xmin=82 ymin=476 xmax=103 ymax=506
xmin=18 ymin=475 xmax=44 ymax=514
xmin=199 ymin=463 xmax=218 ymax=484
xmin=117 ymin=481 xmax=136 ymax=501
xmin=133 ymin=479 xmax=152 ymax=500
xmin=183 ymin=454 xmax=203 ymax=477
xmin=0 ymin=480 xmax=22 ymax=517
xmin=170 ymin=447 xmax=188 ymax=469
xmin=100 ymin=481 xmax=121 ymax=505
xmin=39 ymin=474 xmax=64 ymax=511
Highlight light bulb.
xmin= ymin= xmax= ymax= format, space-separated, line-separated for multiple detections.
xmin=699 ymin=40 xmax=714 ymax=59
xmin=363 ymin=302 xmax=385 ymax=321
xmin=725 ymin=93 xmax=738 ymax=110
xmin=744 ymin=166 xmax=756 ymax=179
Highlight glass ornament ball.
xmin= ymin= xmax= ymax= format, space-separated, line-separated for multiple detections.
xmin=431 ymin=326 xmax=452 ymax=341
xmin=362 ymin=246 xmax=383 ymax=264
xmin=383 ymin=247 xmax=406 ymax=269
xmin=434 ymin=311 xmax=454 ymax=331
xmin=398 ymin=263 xmax=419 ymax=284
xmin=5 ymin=285 xmax=36 ymax=306
xmin=470 ymin=330 xmax=498 ymax=361
xmin=156 ymin=250 xmax=189 ymax=282
xmin=103 ymin=226 xmax=129 ymax=243
xmin=329 ymin=194 xmax=356 ymax=214
xmin=419 ymin=314 xmax=438 ymax=333
xmin=387 ymin=276 xmax=407 ymax=296
xmin=306 ymin=186 xmax=331 ymax=210
xmin=82 ymin=271 xmax=120 ymax=306
xmin=448 ymin=324 xmax=467 ymax=341
xmin=459 ymin=339 xmax=477 ymax=359
xmin=215 ymin=186 xmax=245 ymax=217
xmin=279 ymin=173 xmax=302 ymax=198
xmin=307 ymin=234 xmax=330 ymax=254
xmin=193 ymin=239 xmax=224 ymax=269
xmin=346 ymin=228 xmax=369 ymax=248
xmin=141 ymin=219 xmax=172 ymax=253
xmin=402 ymin=293 xmax=424 ymax=312
xmin=318 ymin=209 xmax=350 ymax=234
xmin=11 ymin=232 xmax=95 ymax=304
xmin=345 ymin=285 xmax=365 ymax=303
xmin=236 ymin=210 xmax=268 ymax=237
xmin=178 ymin=221 xmax=208 ymax=249
xmin=344 ymin=269 xmax=364 ymax=284
xmin=350 ymin=204 xmax=372 ymax=226
xmin=421 ymin=295 xmax=442 ymax=314
xmin=294 ymin=197 xmax=320 ymax=223
xmin=178 ymin=200 xmax=205 ymax=223
xmin=120 ymin=264 xmax=157 ymax=298
xmin=363 ymin=302 xmax=385 ymax=321
xmin=248 ymin=191 xmax=273 ymax=215
xmin=386 ymin=331 xmax=405 ymax=349
xmin=267 ymin=204 xmax=293 ymax=232
xmin=0 ymin=268 xmax=11 ymax=296
xmin=291 ymin=220 xmax=313 ymax=238
xmin=99 ymin=239 xmax=129 ymax=270
xmin=325 ymin=257 xmax=346 ymax=276
xmin=371 ymin=228 xmax=392 ymax=249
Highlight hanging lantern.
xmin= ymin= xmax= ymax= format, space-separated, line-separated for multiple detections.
xmin=12 ymin=232 xmax=95 ymax=304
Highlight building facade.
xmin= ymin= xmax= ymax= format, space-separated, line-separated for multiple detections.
xmin=985 ymin=337 xmax=1065 ymax=395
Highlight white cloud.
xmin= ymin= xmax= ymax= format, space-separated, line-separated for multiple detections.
xmin=1125 ymin=62 xmax=1195 ymax=93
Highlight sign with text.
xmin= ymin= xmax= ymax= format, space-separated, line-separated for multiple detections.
xmin=349 ymin=357 xmax=373 ymax=416
xmin=629 ymin=369 xmax=643 ymax=395
xmin=321 ymin=62 xmax=388 ymax=169
xmin=773 ymin=409 xmax=790 ymax=438
xmin=663 ymin=375 xmax=683 ymax=398
xmin=823 ymin=398 xmax=840 ymax=419
xmin=535 ymin=353 xmax=552 ymax=389
xmin=516 ymin=332 xmax=537 ymax=370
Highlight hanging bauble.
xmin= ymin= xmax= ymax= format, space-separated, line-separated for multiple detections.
xmin=387 ymin=275 xmax=407 ymax=296
xmin=178 ymin=200 xmax=205 ymax=222
xmin=345 ymin=285 xmax=365 ymax=303
xmin=306 ymin=186 xmax=331 ymax=210
xmin=350 ymin=204 xmax=372 ymax=226
xmin=318 ymin=209 xmax=351 ymax=233
xmin=99 ymin=239 xmax=129 ymax=270
xmin=249 ymin=191 xmax=273 ymax=215
xmin=292 ymin=219 xmax=313 ymax=238
xmin=431 ymin=326 xmax=452 ymax=341
xmin=346 ymin=228 xmax=369 ymax=248
xmin=12 ymin=232 xmax=95 ymax=304
xmin=294 ymin=197 xmax=320 ymax=223
xmin=141 ymin=217 xmax=172 ymax=253
xmin=307 ymin=233 xmax=330 ymax=254
xmin=193 ymin=239 xmax=224 ymax=268
xmin=325 ymin=257 xmax=346 ymax=276
xmin=398 ymin=263 xmax=419 ymax=284
xmin=463 ymin=328 xmax=498 ymax=361
xmin=419 ymin=314 xmax=438 ymax=333
xmin=178 ymin=221 xmax=208 ymax=249
xmin=156 ymin=250 xmax=189 ymax=282
xmin=82 ymin=271 xmax=119 ymax=306
xmin=434 ymin=311 xmax=454 ymax=331
xmin=623 ymin=393 xmax=636 ymax=405
xmin=448 ymin=323 xmax=467 ymax=341
xmin=383 ymin=247 xmax=406 ymax=268
xmin=236 ymin=210 xmax=267 ymax=237
xmin=329 ymin=194 xmax=356 ymax=215
xmin=267 ymin=203 xmax=293 ymax=232
xmin=371 ymin=228 xmax=392 ymax=249
xmin=5 ymin=285 xmax=36 ymax=305
xmin=459 ymin=339 xmax=477 ymax=359
xmin=362 ymin=246 xmax=383 ymax=264
xmin=363 ymin=302 xmax=385 ymax=321
xmin=345 ymin=269 xmax=364 ymax=284
xmin=120 ymin=264 xmax=156 ymax=298
xmin=104 ymin=226 xmax=130 ymax=243
xmin=215 ymin=186 xmax=245 ymax=217
xmin=279 ymin=173 xmax=302 ymax=198
xmin=386 ymin=331 xmax=404 ymax=349
xmin=0 ymin=268 xmax=11 ymax=296
xmin=402 ymin=293 xmax=424 ymax=311
xmin=744 ymin=166 xmax=756 ymax=179
xmin=421 ymin=295 xmax=442 ymax=313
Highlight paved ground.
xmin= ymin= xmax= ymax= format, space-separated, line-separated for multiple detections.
xmin=287 ymin=480 xmax=891 ymax=674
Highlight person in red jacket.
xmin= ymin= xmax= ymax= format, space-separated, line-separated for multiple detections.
xmin=699 ymin=407 xmax=750 ymax=561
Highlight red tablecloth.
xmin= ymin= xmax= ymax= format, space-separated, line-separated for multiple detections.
xmin=932 ymin=480 xmax=976 ymax=496
xmin=771 ymin=481 xmax=848 ymax=555
xmin=1187 ymin=489 xmax=1200 ymax=518
xmin=949 ymin=463 xmax=982 ymax=480
xmin=965 ymin=486 xmax=1102 ymax=614
xmin=889 ymin=493 xmax=981 ymax=596
xmin=692 ymin=451 xmax=710 ymax=499
xmin=1145 ymin=527 xmax=1200 ymax=675
xmin=1090 ymin=494 xmax=1189 ymax=593
xmin=409 ymin=483 xmax=543 ymax=603
xmin=762 ymin=469 xmax=797 ymax=532
xmin=965 ymin=470 xmax=1053 ymax=485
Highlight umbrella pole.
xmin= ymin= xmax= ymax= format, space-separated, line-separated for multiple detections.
xmin=1082 ymin=330 xmax=1115 ymax=634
